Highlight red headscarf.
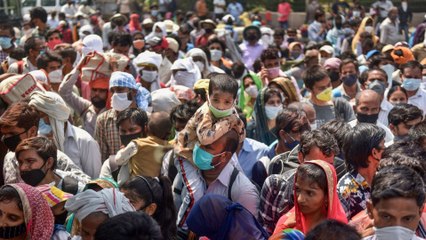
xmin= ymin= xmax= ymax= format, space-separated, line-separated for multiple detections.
xmin=6 ymin=183 xmax=54 ymax=240
xmin=129 ymin=14 xmax=142 ymax=33
xmin=89 ymin=77 xmax=111 ymax=109
xmin=273 ymin=160 xmax=348 ymax=234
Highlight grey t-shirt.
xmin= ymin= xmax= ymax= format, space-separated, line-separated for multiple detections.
xmin=311 ymin=98 xmax=355 ymax=127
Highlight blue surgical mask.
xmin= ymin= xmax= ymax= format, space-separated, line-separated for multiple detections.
xmin=38 ymin=119 xmax=52 ymax=136
xmin=193 ymin=144 xmax=224 ymax=170
xmin=0 ymin=37 xmax=12 ymax=50
xmin=401 ymin=78 xmax=421 ymax=91
xmin=284 ymin=133 xmax=299 ymax=150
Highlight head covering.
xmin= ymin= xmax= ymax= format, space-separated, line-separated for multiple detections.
xmin=129 ymin=13 xmax=142 ymax=33
xmin=151 ymin=88 xmax=181 ymax=113
xmin=109 ymin=71 xmax=148 ymax=110
xmin=164 ymin=19 xmax=179 ymax=34
xmin=243 ymin=25 xmax=261 ymax=41
xmin=352 ymin=17 xmax=378 ymax=54
xmin=288 ymin=42 xmax=303 ymax=52
xmin=110 ymin=13 xmax=128 ymax=25
xmin=252 ymin=88 xmax=278 ymax=145
xmin=186 ymin=194 xmax=269 ymax=240
xmin=274 ymin=160 xmax=348 ymax=234
xmin=148 ymin=22 xmax=167 ymax=38
xmin=38 ymin=185 xmax=73 ymax=207
xmin=84 ymin=177 xmax=119 ymax=190
xmin=82 ymin=34 xmax=104 ymax=56
xmin=381 ymin=44 xmax=395 ymax=53
xmin=0 ymin=74 xmax=45 ymax=104
xmin=269 ymin=77 xmax=300 ymax=103
xmin=142 ymin=18 xmax=153 ymax=25
xmin=170 ymin=58 xmax=202 ymax=88
xmin=323 ymin=57 xmax=341 ymax=70
xmin=29 ymin=70 xmax=48 ymax=83
xmin=238 ymin=72 xmax=263 ymax=119
xmin=365 ymin=49 xmax=380 ymax=60
xmin=200 ymin=19 xmax=217 ymax=29
xmin=166 ymin=37 xmax=179 ymax=53
xmin=222 ymin=14 xmax=235 ymax=24
xmin=133 ymin=50 xmax=162 ymax=70
xmin=4 ymin=183 xmax=54 ymax=240
xmin=29 ymin=91 xmax=70 ymax=151
xmin=185 ymin=48 xmax=214 ymax=76
xmin=89 ymin=77 xmax=109 ymax=90
xmin=391 ymin=46 xmax=415 ymax=65
xmin=170 ymin=85 xmax=195 ymax=101
xmin=193 ymin=79 xmax=209 ymax=94
xmin=79 ymin=25 xmax=94 ymax=40
xmin=65 ymin=188 xmax=134 ymax=222
xmin=319 ymin=45 xmax=334 ymax=56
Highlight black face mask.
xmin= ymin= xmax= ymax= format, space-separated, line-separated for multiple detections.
xmin=356 ymin=112 xmax=379 ymax=124
xmin=287 ymin=37 xmax=295 ymax=43
xmin=20 ymin=162 xmax=47 ymax=187
xmin=1 ymin=131 xmax=25 ymax=152
xmin=205 ymin=28 xmax=213 ymax=34
xmin=328 ymin=71 xmax=340 ymax=82
xmin=55 ymin=211 xmax=68 ymax=225
xmin=91 ymin=97 xmax=107 ymax=109
xmin=246 ymin=34 xmax=258 ymax=41
xmin=120 ymin=131 xmax=143 ymax=146
xmin=0 ymin=223 xmax=26 ymax=239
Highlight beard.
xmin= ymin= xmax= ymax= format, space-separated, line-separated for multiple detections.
xmin=91 ymin=97 xmax=107 ymax=109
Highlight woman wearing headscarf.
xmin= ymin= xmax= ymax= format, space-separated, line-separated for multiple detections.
xmin=247 ymin=87 xmax=284 ymax=146
xmin=351 ymin=17 xmax=378 ymax=55
xmin=238 ymin=72 xmax=263 ymax=121
xmin=268 ymin=77 xmax=300 ymax=106
xmin=133 ymin=50 xmax=162 ymax=92
xmin=0 ymin=183 xmax=54 ymax=240
xmin=65 ymin=188 xmax=135 ymax=240
xmin=186 ymin=194 xmax=269 ymax=240
xmin=273 ymin=161 xmax=348 ymax=234
xmin=185 ymin=48 xmax=225 ymax=78
xmin=128 ymin=13 xmax=142 ymax=33
xmin=81 ymin=34 xmax=104 ymax=57
xmin=169 ymin=58 xmax=202 ymax=88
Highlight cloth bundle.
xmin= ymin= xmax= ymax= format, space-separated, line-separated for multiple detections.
xmin=80 ymin=51 xmax=130 ymax=82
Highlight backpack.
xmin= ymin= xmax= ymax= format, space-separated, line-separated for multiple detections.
xmin=228 ymin=167 xmax=261 ymax=201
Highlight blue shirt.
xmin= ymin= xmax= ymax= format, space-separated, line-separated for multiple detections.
xmin=308 ymin=20 xmax=326 ymax=42
xmin=237 ymin=138 xmax=269 ymax=179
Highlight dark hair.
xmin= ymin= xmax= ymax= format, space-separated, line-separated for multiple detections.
xmin=112 ymin=32 xmax=132 ymax=47
xmin=382 ymin=140 xmax=426 ymax=169
xmin=300 ymin=129 xmax=339 ymax=158
xmin=343 ymin=123 xmax=386 ymax=171
xmin=208 ymin=73 xmax=238 ymax=99
xmin=94 ymin=212 xmax=163 ymax=240
xmin=36 ymin=50 xmax=63 ymax=70
xmin=297 ymin=163 xmax=327 ymax=195
xmin=170 ymin=100 xmax=200 ymax=125
xmin=302 ymin=65 xmax=329 ymax=90
xmin=339 ymin=51 xmax=357 ymax=61
xmin=116 ymin=108 xmax=148 ymax=130
xmin=46 ymin=29 xmax=62 ymax=40
xmin=207 ymin=37 xmax=226 ymax=53
xmin=275 ymin=108 xmax=309 ymax=137
xmin=263 ymin=87 xmax=282 ymax=104
xmin=120 ymin=176 xmax=176 ymax=239
xmin=9 ymin=47 xmax=26 ymax=61
xmin=368 ymin=54 xmax=394 ymax=69
xmin=273 ymin=28 xmax=285 ymax=38
xmin=387 ymin=85 xmax=407 ymax=101
xmin=339 ymin=58 xmax=359 ymax=74
xmin=0 ymin=100 xmax=39 ymax=130
xmin=320 ymin=120 xmax=351 ymax=151
xmin=24 ymin=37 xmax=41 ymax=55
xmin=30 ymin=7 xmax=48 ymax=23
xmin=314 ymin=9 xmax=325 ymax=21
xmin=400 ymin=60 xmax=423 ymax=74
xmin=223 ymin=130 xmax=239 ymax=154
xmin=15 ymin=136 xmax=57 ymax=170
xmin=379 ymin=153 xmax=426 ymax=183
xmin=260 ymin=47 xmax=280 ymax=63
xmin=388 ymin=103 xmax=423 ymax=126
xmin=148 ymin=112 xmax=172 ymax=140
xmin=371 ymin=166 xmax=425 ymax=207
xmin=365 ymin=68 xmax=387 ymax=83
xmin=0 ymin=185 xmax=22 ymax=210
xmin=305 ymin=219 xmax=361 ymax=240
xmin=408 ymin=121 xmax=426 ymax=147
xmin=58 ymin=47 xmax=77 ymax=64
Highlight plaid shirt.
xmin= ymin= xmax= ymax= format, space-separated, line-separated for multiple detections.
xmin=259 ymin=169 xmax=296 ymax=234
xmin=0 ymin=50 xmax=8 ymax=63
xmin=95 ymin=109 xmax=121 ymax=161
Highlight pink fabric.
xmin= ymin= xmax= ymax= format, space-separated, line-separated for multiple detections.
xmin=278 ymin=2 xmax=292 ymax=22
xmin=274 ymin=161 xmax=348 ymax=234
xmin=9 ymin=183 xmax=54 ymax=240
xmin=129 ymin=14 xmax=142 ymax=33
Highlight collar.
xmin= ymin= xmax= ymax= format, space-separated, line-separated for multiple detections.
xmin=216 ymin=161 xmax=235 ymax=188
xmin=351 ymin=170 xmax=370 ymax=188
xmin=409 ymin=89 xmax=425 ymax=99
xmin=380 ymin=98 xmax=393 ymax=111
xmin=65 ymin=121 xmax=75 ymax=140
xmin=242 ymin=138 xmax=253 ymax=152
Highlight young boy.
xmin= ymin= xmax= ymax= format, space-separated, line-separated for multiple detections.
xmin=174 ymin=73 xmax=246 ymax=226
xmin=364 ymin=166 xmax=425 ymax=240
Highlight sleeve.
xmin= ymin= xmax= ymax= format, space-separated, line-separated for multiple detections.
xmin=308 ymin=25 xmax=321 ymax=42
xmin=95 ymin=114 xmax=109 ymax=162
xmin=58 ymin=69 xmax=91 ymax=116
xmin=56 ymin=150 xmax=91 ymax=184
xmin=115 ymin=142 xmax=138 ymax=165
xmin=99 ymin=159 xmax=113 ymax=179
xmin=6 ymin=62 xmax=18 ymax=73
xmin=3 ymin=153 xmax=19 ymax=184
xmin=259 ymin=176 xmax=279 ymax=234
xmin=233 ymin=176 xmax=259 ymax=217
xmin=80 ymin=136 xmax=102 ymax=179
xmin=380 ymin=23 xmax=389 ymax=44
xmin=337 ymin=179 xmax=352 ymax=219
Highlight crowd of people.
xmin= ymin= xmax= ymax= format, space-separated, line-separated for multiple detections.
xmin=0 ymin=0 xmax=425 ymax=239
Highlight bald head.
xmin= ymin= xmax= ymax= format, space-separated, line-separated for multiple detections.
xmin=288 ymin=102 xmax=316 ymax=124
xmin=148 ymin=111 xmax=172 ymax=140
xmin=355 ymin=90 xmax=381 ymax=116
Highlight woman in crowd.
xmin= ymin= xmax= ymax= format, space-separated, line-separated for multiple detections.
xmin=387 ymin=85 xmax=408 ymax=105
xmin=268 ymin=77 xmax=300 ymax=106
xmin=120 ymin=175 xmax=177 ymax=239
xmin=0 ymin=183 xmax=54 ymax=240
xmin=273 ymin=160 xmax=348 ymax=234
xmin=238 ymin=72 xmax=263 ymax=121
xmin=351 ymin=17 xmax=378 ymax=56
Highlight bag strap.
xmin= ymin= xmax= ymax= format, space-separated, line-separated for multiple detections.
xmin=227 ymin=167 xmax=239 ymax=201
xmin=17 ymin=60 xmax=24 ymax=74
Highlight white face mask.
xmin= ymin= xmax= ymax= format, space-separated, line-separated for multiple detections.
xmin=401 ymin=1 xmax=408 ymax=10
xmin=174 ymin=71 xmax=195 ymax=87
xmin=141 ymin=70 xmax=158 ymax=83
xmin=380 ymin=64 xmax=395 ymax=87
xmin=310 ymin=122 xmax=317 ymax=130
xmin=195 ymin=61 xmax=205 ymax=72
xmin=111 ymin=92 xmax=132 ymax=111
xmin=364 ymin=26 xmax=374 ymax=34
xmin=210 ymin=49 xmax=222 ymax=62
xmin=154 ymin=32 xmax=163 ymax=39
xmin=245 ymin=85 xmax=259 ymax=98
xmin=265 ymin=104 xmax=282 ymax=120
xmin=374 ymin=226 xmax=415 ymax=240
xmin=48 ymin=69 xmax=63 ymax=83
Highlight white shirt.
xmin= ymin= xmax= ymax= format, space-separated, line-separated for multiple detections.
xmin=64 ymin=122 xmax=102 ymax=179
xmin=61 ymin=4 xmax=77 ymax=19
xmin=213 ymin=0 xmax=226 ymax=14
xmin=349 ymin=119 xmax=394 ymax=147
xmin=378 ymin=99 xmax=394 ymax=127
xmin=408 ymin=88 xmax=426 ymax=115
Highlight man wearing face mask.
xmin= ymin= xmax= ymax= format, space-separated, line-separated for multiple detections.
xmin=0 ymin=25 xmax=15 ymax=63
xmin=239 ymin=25 xmax=264 ymax=71
xmin=8 ymin=37 xmax=45 ymax=74
xmin=324 ymin=57 xmax=342 ymax=89
xmin=332 ymin=59 xmax=360 ymax=103
xmin=59 ymin=55 xmax=109 ymax=136
xmin=158 ymin=37 xmax=179 ymax=84
xmin=36 ymin=50 xmax=63 ymax=92
xmin=400 ymin=61 xmax=426 ymax=114
xmin=133 ymin=50 xmax=162 ymax=92
xmin=303 ymin=65 xmax=355 ymax=127
xmin=349 ymin=89 xmax=394 ymax=146
xmin=195 ymin=19 xmax=216 ymax=48
xmin=0 ymin=100 xmax=90 ymax=185
xmin=95 ymin=71 xmax=149 ymax=161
